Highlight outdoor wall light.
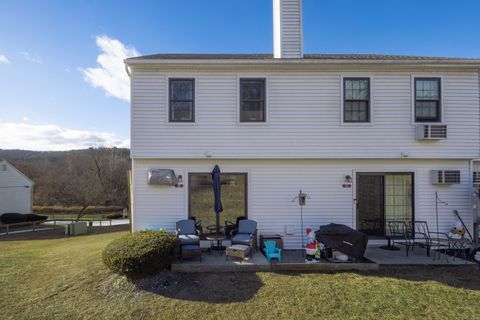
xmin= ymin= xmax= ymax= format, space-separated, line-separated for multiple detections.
xmin=343 ymin=175 xmax=352 ymax=188
xmin=176 ymin=175 xmax=184 ymax=188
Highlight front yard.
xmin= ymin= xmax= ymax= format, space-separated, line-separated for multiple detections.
xmin=1 ymin=230 xmax=479 ymax=320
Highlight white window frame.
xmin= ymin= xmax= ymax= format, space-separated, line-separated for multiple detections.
xmin=340 ymin=74 xmax=374 ymax=126
xmin=411 ymin=74 xmax=444 ymax=124
xmin=237 ymin=75 xmax=270 ymax=126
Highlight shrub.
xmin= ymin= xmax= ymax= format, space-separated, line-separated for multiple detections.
xmin=106 ymin=212 xmax=123 ymax=219
xmin=102 ymin=231 xmax=178 ymax=276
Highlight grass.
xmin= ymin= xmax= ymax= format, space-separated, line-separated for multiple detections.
xmin=1 ymin=230 xmax=479 ymax=320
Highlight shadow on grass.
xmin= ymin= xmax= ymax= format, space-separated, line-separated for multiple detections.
xmin=131 ymin=272 xmax=263 ymax=303
xmin=0 ymin=224 xmax=129 ymax=241
xmin=271 ymin=265 xmax=480 ymax=290
xmin=358 ymin=265 xmax=480 ymax=290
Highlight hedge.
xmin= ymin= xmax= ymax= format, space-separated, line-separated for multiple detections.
xmin=102 ymin=230 xmax=178 ymax=276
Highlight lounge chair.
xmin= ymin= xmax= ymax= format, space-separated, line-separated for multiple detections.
xmin=176 ymin=219 xmax=201 ymax=245
xmin=263 ymin=240 xmax=282 ymax=262
xmin=230 ymin=219 xmax=257 ymax=251
xmin=411 ymin=220 xmax=450 ymax=257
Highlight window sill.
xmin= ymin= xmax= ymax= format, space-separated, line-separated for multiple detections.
xmin=413 ymin=121 xmax=444 ymax=125
xmin=237 ymin=122 xmax=269 ymax=126
xmin=165 ymin=121 xmax=198 ymax=127
xmin=340 ymin=122 xmax=373 ymax=127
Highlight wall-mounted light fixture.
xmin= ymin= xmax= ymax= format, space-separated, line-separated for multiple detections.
xmin=343 ymin=175 xmax=352 ymax=188
xmin=176 ymin=175 xmax=184 ymax=188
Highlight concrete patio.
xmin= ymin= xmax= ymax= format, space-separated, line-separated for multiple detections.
xmin=365 ymin=245 xmax=475 ymax=266
xmin=172 ymin=244 xmax=475 ymax=273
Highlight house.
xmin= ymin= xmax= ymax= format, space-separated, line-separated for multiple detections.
xmin=125 ymin=0 xmax=480 ymax=249
xmin=0 ymin=160 xmax=34 ymax=215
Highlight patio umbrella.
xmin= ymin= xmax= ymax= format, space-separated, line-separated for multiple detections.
xmin=211 ymin=165 xmax=223 ymax=234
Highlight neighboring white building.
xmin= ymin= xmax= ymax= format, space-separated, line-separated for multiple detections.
xmin=125 ymin=0 xmax=480 ymax=248
xmin=0 ymin=160 xmax=34 ymax=215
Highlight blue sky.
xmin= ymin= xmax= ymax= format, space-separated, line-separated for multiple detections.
xmin=0 ymin=0 xmax=479 ymax=150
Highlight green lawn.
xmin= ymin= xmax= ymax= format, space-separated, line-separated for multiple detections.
xmin=1 ymin=231 xmax=479 ymax=320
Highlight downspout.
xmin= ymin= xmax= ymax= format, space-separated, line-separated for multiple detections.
xmin=125 ymin=61 xmax=133 ymax=232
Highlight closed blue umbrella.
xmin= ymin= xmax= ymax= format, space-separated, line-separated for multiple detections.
xmin=211 ymin=165 xmax=223 ymax=234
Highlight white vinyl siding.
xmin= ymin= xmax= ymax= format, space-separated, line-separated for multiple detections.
xmin=132 ymin=159 xmax=472 ymax=249
xmin=131 ymin=71 xmax=480 ymax=160
xmin=0 ymin=161 xmax=33 ymax=215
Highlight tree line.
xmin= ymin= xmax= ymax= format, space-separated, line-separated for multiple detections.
xmin=0 ymin=148 xmax=130 ymax=212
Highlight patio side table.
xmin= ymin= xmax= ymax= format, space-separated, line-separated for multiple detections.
xmin=206 ymin=234 xmax=226 ymax=255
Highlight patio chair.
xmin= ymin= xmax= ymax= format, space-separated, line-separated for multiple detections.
xmin=176 ymin=219 xmax=201 ymax=245
xmin=263 ymin=240 xmax=282 ymax=262
xmin=189 ymin=216 xmax=203 ymax=237
xmin=230 ymin=219 xmax=258 ymax=251
xmin=411 ymin=221 xmax=450 ymax=258
xmin=386 ymin=220 xmax=413 ymax=256
xmin=224 ymin=216 xmax=246 ymax=239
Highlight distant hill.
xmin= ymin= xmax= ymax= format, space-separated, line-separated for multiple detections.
xmin=0 ymin=148 xmax=130 ymax=161
xmin=0 ymin=148 xmax=131 ymax=207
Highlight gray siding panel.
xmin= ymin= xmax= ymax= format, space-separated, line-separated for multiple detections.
xmin=131 ymin=71 xmax=480 ymax=159
xmin=132 ymin=159 xmax=473 ymax=249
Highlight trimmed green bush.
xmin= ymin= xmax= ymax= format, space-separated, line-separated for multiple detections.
xmin=102 ymin=231 xmax=178 ymax=276
xmin=105 ymin=212 xmax=123 ymax=219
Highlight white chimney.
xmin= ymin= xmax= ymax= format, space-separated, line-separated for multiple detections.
xmin=273 ymin=0 xmax=304 ymax=59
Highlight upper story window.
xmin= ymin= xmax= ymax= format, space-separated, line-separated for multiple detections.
xmin=169 ymin=78 xmax=195 ymax=122
xmin=240 ymin=78 xmax=266 ymax=122
xmin=343 ymin=78 xmax=370 ymax=123
xmin=415 ymin=78 xmax=441 ymax=122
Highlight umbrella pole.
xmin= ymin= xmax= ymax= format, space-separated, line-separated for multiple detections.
xmin=216 ymin=212 xmax=220 ymax=235
xmin=301 ymin=204 xmax=305 ymax=257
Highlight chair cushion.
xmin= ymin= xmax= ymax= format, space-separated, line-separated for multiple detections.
xmin=176 ymin=219 xmax=196 ymax=235
xmin=181 ymin=244 xmax=200 ymax=251
xmin=238 ymin=220 xmax=257 ymax=234
xmin=232 ymin=233 xmax=252 ymax=245
xmin=179 ymin=234 xmax=199 ymax=245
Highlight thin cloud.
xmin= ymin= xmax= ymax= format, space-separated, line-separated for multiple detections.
xmin=0 ymin=54 xmax=9 ymax=64
xmin=0 ymin=122 xmax=129 ymax=151
xmin=80 ymin=35 xmax=140 ymax=102
xmin=19 ymin=51 xmax=43 ymax=64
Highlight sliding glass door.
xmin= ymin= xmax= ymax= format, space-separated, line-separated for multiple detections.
xmin=357 ymin=173 xmax=413 ymax=236
xmin=384 ymin=174 xmax=413 ymax=225
xmin=188 ymin=173 xmax=247 ymax=235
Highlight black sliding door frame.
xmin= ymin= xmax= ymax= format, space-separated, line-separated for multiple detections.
xmin=356 ymin=172 xmax=415 ymax=237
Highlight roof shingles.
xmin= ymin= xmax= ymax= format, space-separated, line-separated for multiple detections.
xmin=126 ymin=53 xmax=480 ymax=61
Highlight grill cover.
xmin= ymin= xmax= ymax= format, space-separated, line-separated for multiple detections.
xmin=316 ymin=223 xmax=368 ymax=259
